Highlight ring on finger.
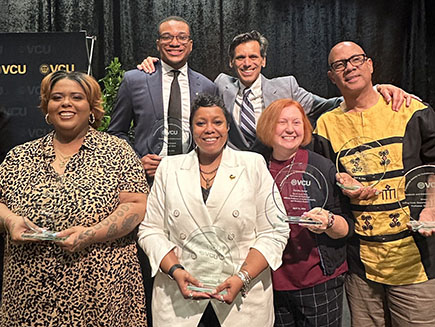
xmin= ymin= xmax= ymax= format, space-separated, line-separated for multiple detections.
xmin=188 ymin=292 xmax=193 ymax=300
xmin=220 ymin=294 xmax=224 ymax=302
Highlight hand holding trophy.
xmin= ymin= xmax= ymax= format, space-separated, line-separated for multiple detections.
xmin=182 ymin=226 xmax=238 ymax=294
xmin=397 ymin=165 xmax=435 ymax=236
xmin=335 ymin=136 xmax=389 ymax=195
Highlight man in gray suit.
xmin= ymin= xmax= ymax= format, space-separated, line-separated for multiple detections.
xmin=215 ymin=30 xmax=409 ymax=151
xmin=108 ymin=16 xmax=217 ymax=178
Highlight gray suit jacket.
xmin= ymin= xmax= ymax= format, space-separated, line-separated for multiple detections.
xmin=214 ymin=73 xmax=342 ymax=151
xmin=108 ymin=61 xmax=218 ymax=157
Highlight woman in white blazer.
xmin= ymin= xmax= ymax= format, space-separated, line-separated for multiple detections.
xmin=138 ymin=94 xmax=289 ymax=327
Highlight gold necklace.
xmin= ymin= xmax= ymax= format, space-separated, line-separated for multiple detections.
xmin=200 ymin=170 xmax=217 ymax=189
xmin=56 ymin=148 xmax=72 ymax=169
xmin=199 ymin=166 xmax=219 ymax=174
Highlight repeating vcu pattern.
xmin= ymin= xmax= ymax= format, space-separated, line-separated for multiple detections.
xmin=314 ymin=98 xmax=435 ymax=285
xmin=0 ymin=128 xmax=148 ymax=327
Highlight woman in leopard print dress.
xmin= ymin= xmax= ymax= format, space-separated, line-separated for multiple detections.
xmin=0 ymin=70 xmax=148 ymax=326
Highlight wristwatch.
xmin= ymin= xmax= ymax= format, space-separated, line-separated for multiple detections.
xmin=326 ymin=211 xmax=335 ymax=229
xmin=168 ymin=264 xmax=184 ymax=279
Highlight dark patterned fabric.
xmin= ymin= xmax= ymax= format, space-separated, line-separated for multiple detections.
xmin=0 ymin=128 xmax=148 ymax=327
xmin=274 ymin=275 xmax=345 ymax=327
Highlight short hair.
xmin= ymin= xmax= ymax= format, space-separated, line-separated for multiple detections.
xmin=39 ymin=70 xmax=104 ymax=128
xmin=228 ymin=30 xmax=269 ymax=61
xmin=257 ymin=99 xmax=312 ymax=148
xmin=189 ymin=93 xmax=232 ymax=130
xmin=157 ymin=16 xmax=192 ymax=38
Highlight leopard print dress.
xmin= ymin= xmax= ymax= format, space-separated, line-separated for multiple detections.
xmin=0 ymin=128 xmax=148 ymax=327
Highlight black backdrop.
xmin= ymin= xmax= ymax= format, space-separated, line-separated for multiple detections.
xmin=0 ymin=0 xmax=434 ymax=106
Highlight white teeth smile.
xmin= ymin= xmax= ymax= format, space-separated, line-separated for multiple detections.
xmin=204 ymin=137 xmax=217 ymax=142
xmin=60 ymin=112 xmax=75 ymax=118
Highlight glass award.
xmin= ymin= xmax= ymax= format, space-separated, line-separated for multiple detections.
xmin=150 ymin=118 xmax=192 ymax=156
xmin=21 ymin=181 xmax=68 ymax=241
xmin=271 ymin=162 xmax=327 ymax=225
xmin=336 ymin=136 xmax=389 ymax=190
xmin=181 ymin=226 xmax=238 ymax=294
xmin=397 ymin=165 xmax=435 ymax=232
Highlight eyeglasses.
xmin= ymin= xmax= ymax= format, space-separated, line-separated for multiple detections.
xmin=158 ymin=34 xmax=191 ymax=44
xmin=330 ymin=54 xmax=368 ymax=72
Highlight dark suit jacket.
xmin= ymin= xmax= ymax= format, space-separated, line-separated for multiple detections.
xmin=108 ymin=61 xmax=218 ymax=157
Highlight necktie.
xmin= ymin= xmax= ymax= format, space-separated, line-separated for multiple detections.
xmin=167 ymin=70 xmax=182 ymax=155
xmin=240 ymin=88 xmax=256 ymax=146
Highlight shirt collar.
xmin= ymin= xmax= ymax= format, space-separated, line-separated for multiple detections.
xmin=237 ymin=75 xmax=262 ymax=98
xmin=41 ymin=127 xmax=98 ymax=159
xmin=161 ymin=61 xmax=188 ymax=76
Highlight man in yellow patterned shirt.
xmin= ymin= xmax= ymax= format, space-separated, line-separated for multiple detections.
xmin=314 ymin=41 xmax=435 ymax=327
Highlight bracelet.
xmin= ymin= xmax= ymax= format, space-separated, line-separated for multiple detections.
xmin=326 ymin=211 xmax=335 ymax=229
xmin=167 ymin=264 xmax=184 ymax=279
xmin=236 ymin=270 xmax=252 ymax=297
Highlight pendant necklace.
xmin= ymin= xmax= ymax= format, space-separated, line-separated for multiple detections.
xmin=56 ymin=148 xmax=72 ymax=169
xmin=200 ymin=166 xmax=219 ymax=189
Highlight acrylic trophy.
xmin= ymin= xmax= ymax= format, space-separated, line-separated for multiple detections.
xmin=397 ymin=165 xmax=435 ymax=232
xmin=336 ymin=136 xmax=389 ymax=190
xmin=21 ymin=181 xmax=68 ymax=241
xmin=150 ymin=118 xmax=192 ymax=156
xmin=182 ymin=226 xmax=238 ymax=294
xmin=271 ymin=162 xmax=327 ymax=225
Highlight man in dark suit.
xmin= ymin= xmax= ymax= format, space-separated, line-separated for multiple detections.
xmin=108 ymin=16 xmax=217 ymax=179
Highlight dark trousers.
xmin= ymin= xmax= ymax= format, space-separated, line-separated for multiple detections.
xmin=137 ymin=244 xmax=153 ymax=327
xmin=198 ymin=302 xmax=221 ymax=327
xmin=274 ymin=275 xmax=345 ymax=327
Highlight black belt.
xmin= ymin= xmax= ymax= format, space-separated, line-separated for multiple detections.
xmin=357 ymin=229 xmax=412 ymax=243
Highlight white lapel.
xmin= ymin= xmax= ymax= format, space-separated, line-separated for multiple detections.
xmin=175 ymin=148 xmax=245 ymax=226
xmin=175 ymin=150 xmax=212 ymax=226
xmin=205 ymin=148 xmax=245 ymax=224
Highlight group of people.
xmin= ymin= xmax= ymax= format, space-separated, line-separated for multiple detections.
xmin=0 ymin=14 xmax=434 ymax=327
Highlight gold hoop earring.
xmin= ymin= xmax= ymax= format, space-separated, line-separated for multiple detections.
xmin=45 ymin=114 xmax=51 ymax=125
xmin=89 ymin=113 xmax=95 ymax=125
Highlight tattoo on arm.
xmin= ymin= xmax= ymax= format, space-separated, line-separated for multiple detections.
xmin=106 ymin=223 xmax=118 ymax=238
xmin=121 ymin=213 xmax=139 ymax=233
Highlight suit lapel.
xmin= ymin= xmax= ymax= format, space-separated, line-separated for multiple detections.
xmin=205 ymin=148 xmax=245 ymax=224
xmin=148 ymin=63 xmax=164 ymax=120
xmin=261 ymin=74 xmax=278 ymax=108
xmin=176 ymin=151 xmax=213 ymax=226
xmin=188 ymin=68 xmax=201 ymax=104
xmin=223 ymin=79 xmax=251 ymax=150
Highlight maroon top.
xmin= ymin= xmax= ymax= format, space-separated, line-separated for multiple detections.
xmin=269 ymin=149 xmax=347 ymax=291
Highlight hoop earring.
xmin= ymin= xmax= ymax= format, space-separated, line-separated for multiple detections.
xmin=89 ymin=113 xmax=95 ymax=125
xmin=45 ymin=114 xmax=51 ymax=125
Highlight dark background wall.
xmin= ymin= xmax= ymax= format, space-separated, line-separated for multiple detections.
xmin=1 ymin=0 xmax=434 ymax=106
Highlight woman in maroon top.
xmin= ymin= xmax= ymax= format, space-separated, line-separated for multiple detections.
xmin=256 ymin=99 xmax=354 ymax=327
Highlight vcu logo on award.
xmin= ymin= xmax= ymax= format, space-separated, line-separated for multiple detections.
xmin=0 ymin=64 xmax=27 ymax=75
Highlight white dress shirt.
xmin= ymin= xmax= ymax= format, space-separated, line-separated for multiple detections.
xmin=232 ymin=76 xmax=265 ymax=126
xmin=160 ymin=61 xmax=191 ymax=156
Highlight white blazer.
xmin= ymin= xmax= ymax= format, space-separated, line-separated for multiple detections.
xmin=138 ymin=147 xmax=289 ymax=327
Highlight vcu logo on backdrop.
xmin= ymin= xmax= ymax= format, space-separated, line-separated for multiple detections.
xmin=0 ymin=64 xmax=27 ymax=75
xmin=39 ymin=63 xmax=76 ymax=75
